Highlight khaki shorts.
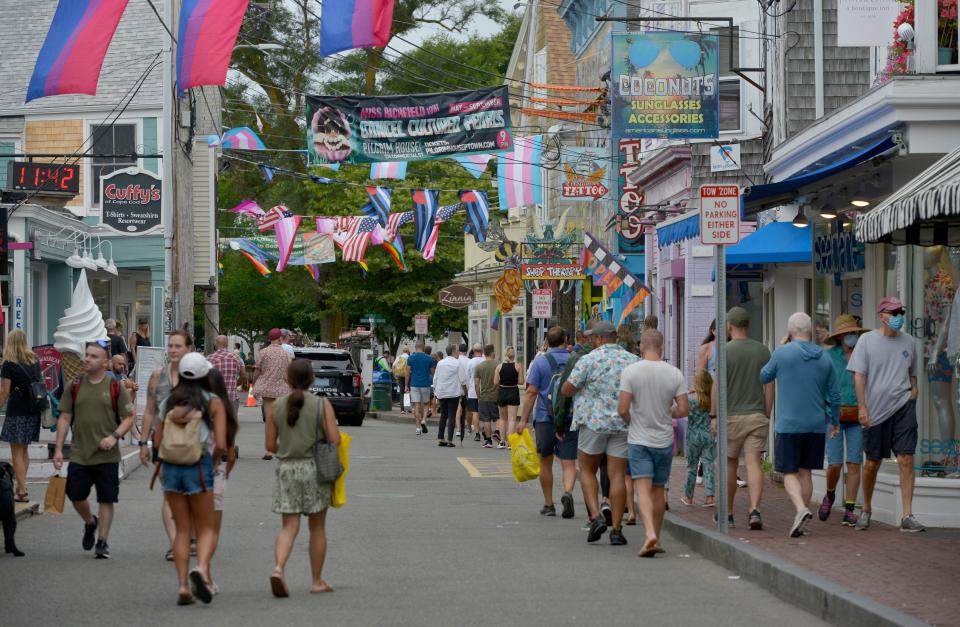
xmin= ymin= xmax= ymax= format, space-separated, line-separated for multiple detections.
xmin=727 ymin=412 xmax=769 ymax=457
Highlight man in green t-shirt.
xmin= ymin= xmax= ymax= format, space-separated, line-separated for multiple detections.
xmin=54 ymin=341 xmax=135 ymax=559
xmin=710 ymin=307 xmax=774 ymax=531
xmin=473 ymin=344 xmax=498 ymax=448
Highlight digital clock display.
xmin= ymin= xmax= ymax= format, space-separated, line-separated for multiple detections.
xmin=8 ymin=161 xmax=80 ymax=195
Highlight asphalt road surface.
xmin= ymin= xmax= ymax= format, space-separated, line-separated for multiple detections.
xmin=0 ymin=408 xmax=825 ymax=626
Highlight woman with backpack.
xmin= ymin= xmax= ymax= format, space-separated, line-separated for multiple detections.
xmin=265 ymin=358 xmax=339 ymax=597
xmin=153 ymin=352 xmax=227 ymax=606
xmin=0 ymin=330 xmax=45 ymax=503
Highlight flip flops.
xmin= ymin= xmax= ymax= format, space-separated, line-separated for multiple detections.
xmin=189 ymin=568 xmax=213 ymax=604
xmin=270 ymin=573 xmax=290 ymax=598
xmin=14 ymin=492 xmax=29 ymax=503
xmin=177 ymin=593 xmax=195 ymax=606
xmin=638 ymin=539 xmax=659 ymax=558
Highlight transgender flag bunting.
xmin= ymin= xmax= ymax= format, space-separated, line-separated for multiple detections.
xmin=177 ymin=0 xmax=250 ymax=94
xmin=460 ymin=190 xmax=490 ymax=244
xmin=27 ymin=0 xmax=130 ymax=103
xmin=208 ymin=127 xmax=266 ymax=150
xmin=452 ymin=154 xmax=493 ymax=179
xmin=497 ymin=135 xmax=543 ymax=210
xmin=370 ymin=161 xmax=407 ymax=180
xmin=411 ymin=189 xmax=440 ymax=253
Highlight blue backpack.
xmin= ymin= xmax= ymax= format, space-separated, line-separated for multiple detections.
xmin=543 ymin=353 xmax=567 ymax=423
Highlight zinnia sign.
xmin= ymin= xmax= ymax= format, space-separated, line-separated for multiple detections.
xmin=438 ymin=284 xmax=476 ymax=309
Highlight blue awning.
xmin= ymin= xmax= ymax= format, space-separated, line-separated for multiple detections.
xmin=743 ymin=136 xmax=898 ymax=213
xmin=656 ymin=212 xmax=699 ymax=247
xmin=726 ymin=221 xmax=811 ymax=265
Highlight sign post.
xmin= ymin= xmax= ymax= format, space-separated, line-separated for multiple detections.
xmin=532 ymin=288 xmax=552 ymax=349
xmin=700 ymin=184 xmax=740 ymax=534
xmin=414 ymin=314 xmax=428 ymax=338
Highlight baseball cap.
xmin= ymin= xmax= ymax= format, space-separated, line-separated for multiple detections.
xmin=727 ymin=306 xmax=750 ymax=328
xmin=268 ymin=328 xmax=282 ymax=341
xmin=585 ymin=320 xmax=616 ymax=337
xmin=877 ymin=296 xmax=905 ymax=314
xmin=179 ymin=352 xmax=212 ymax=380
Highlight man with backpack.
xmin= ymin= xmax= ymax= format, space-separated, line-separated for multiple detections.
xmin=53 ymin=341 xmax=134 ymax=559
xmin=520 ymin=327 xmax=576 ymax=518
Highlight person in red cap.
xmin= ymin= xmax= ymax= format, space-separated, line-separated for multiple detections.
xmin=252 ymin=329 xmax=292 ymax=461
xmin=846 ymin=297 xmax=925 ymax=532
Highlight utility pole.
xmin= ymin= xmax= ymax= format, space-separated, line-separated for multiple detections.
xmin=161 ymin=0 xmax=175 ymax=340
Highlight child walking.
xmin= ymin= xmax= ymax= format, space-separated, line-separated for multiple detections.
xmin=682 ymin=370 xmax=715 ymax=507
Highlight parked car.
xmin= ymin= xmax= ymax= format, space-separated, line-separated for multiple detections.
xmin=293 ymin=346 xmax=365 ymax=426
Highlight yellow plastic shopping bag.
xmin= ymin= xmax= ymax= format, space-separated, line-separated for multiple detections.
xmin=508 ymin=428 xmax=540 ymax=483
xmin=332 ymin=432 xmax=352 ymax=508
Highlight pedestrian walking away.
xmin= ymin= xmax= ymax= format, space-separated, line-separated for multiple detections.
xmin=847 ymin=297 xmax=925 ymax=532
xmin=562 ymin=320 xmax=639 ymax=545
xmin=0 ymin=330 xmax=45 ymax=504
xmin=494 ymin=346 xmax=524 ymax=444
xmin=253 ymin=329 xmax=293 ymax=460
xmin=760 ymin=313 xmax=841 ymax=538
xmin=208 ymin=335 xmax=249 ymax=418
xmin=265 ymin=359 xmax=340 ymax=596
xmin=392 ymin=347 xmax=410 ymax=413
xmin=433 ymin=345 xmax=467 ymax=446
xmin=206 ymin=367 xmax=240 ymax=595
xmin=710 ymin=307 xmax=773 ymax=530
xmin=521 ymin=327 xmax=573 ymax=517
xmin=474 ymin=345 xmax=499 ymax=448
xmin=151 ymin=352 xmax=227 ymax=605
xmin=455 ymin=343 xmax=471 ymax=436
xmin=465 ymin=344 xmax=484 ymax=440
xmin=820 ymin=315 xmax=869 ymax=526
xmin=619 ymin=329 xmax=688 ymax=557
xmin=682 ymin=370 xmax=716 ymax=508
xmin=406 ymin=342 xmax=435 ymax=435
xmin=128 ymin=319 xmax=151 ymax=372
xmin=53 ymin=340 xmax=136 ymax=560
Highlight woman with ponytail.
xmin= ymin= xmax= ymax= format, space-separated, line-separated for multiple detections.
xmin=264 ymin=359 xmax=339 ymax=597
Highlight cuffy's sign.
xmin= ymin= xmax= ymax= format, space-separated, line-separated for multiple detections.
xmin=99 ymin=168 xmax=162 ymax=235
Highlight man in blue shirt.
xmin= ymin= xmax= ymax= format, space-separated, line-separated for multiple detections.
xmin=405 ymin=342 xmax=435 ymax=435
xmin=520 ymin=327 xmax=576 ymax=518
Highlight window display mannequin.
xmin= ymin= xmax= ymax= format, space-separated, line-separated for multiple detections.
xmin=927 ymin=247 xmax=959 ymax=474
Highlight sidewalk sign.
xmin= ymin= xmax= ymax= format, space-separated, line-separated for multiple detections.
xmin=414 ymin=314 xmax=428 ymax=336
xmin=134 ymin=346 xmax=166 ymax=416
xmin=531 ymin=289 xmax=552 ymax=319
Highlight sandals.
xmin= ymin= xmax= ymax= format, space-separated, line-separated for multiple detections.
xmin=14 ymin=492 xmax=29 ymax=503
xmin=177 ymin=593 xmax=195 ymax=606
xmin=638 ymin=539 xmax=659 ymax=558
xmin=190 ymin=540 xmax=198 ymax=557
xmin=625 ymin=517 xmax=637 ymax=526
xmin=270 ymin=573 xmax=290 ymax=598
xmin=680 ymin=496 xmax=695 ymax=506
xmin=189 ymin=568 xmax=213 ymax=604
xmin=165 ymin=548 xmax=175 ymax=561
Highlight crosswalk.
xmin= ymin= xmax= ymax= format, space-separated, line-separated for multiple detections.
xmin=457 ymin=456 xmax=514 ymax=478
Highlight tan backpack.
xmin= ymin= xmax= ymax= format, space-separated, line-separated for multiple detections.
xmin=158 ymin=398 xmax=208 ymax=465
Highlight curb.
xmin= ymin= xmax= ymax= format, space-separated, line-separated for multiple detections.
xmin=15 ymin=502 xmax=39 ymax=521
xmin=662 ymin=513 xmax=929 ymax=626
xmin=368 ymin=411 xmax=439 ymax=426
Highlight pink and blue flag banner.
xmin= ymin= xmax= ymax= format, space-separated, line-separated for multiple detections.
xmin=208 ymin=127 xmax=266 ymax=150
xmin=273 ymin=215 xmax=302 ymax=272
xmin=27 ymin=0 xmax=130 ymax=103
xmin=319 ymin=0 xmax=395 ymax=57
xmin=452 ymin=154 xmax=493 ymax=178
xmin=176 ymin=0 xmax=250 ymax=94
xmin=497 ymin=135 xmax=543 ymax=210
xmin=460 ymin=190 xmax=489 ymax=244
xmin=228 ymin=199 xmax=264 ymax=218
xmin=370 ymin=161 xmax=407 ymax=180
xmin=411 ymin=189 xmax=440 ymax=253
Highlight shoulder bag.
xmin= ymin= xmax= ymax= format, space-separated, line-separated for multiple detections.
xmin=313 ymin=397 xmax=343 ymax=483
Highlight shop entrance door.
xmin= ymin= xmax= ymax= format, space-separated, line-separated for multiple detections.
xmin=117 ymin=303 xmax=133 ymax=350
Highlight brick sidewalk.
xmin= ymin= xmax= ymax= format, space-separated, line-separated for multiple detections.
xmin=668 ymin=457 xmax=960 ymax=626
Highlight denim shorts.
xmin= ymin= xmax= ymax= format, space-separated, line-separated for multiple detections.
xmin=162 ymin=453 xmax=214 ymax=495
xmin=534 ymin=421 xmax=578 ymax=460
xmin=628 ymin=443 xmax=674 ymax=485
xmin=826 ymin=422 xmax=863 ymax=465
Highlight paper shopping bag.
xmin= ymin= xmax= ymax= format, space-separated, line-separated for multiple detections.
xmin=44 ymin=475 xmax=67 ymax=514
xmin=332 ymin=432 xmax=352 ymax=508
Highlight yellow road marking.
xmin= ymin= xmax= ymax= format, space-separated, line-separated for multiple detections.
xmin=458 ymin=457 xmax=482 ymax=477
xmin=458 ymin=457 xmax=514 ymax=478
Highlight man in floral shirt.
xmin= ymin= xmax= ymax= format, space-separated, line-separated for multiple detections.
xmin=562 ymin=320 xmax=638 ymax=546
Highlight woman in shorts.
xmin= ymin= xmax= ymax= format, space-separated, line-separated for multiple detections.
xmin=494 ymin=346 xmax=524 ymax=445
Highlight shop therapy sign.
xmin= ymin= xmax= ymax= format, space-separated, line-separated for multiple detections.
xmin=815 ymin=228 xmax=864 ymax=285
xmin=99 ymin=168 xmax=162 ymax=235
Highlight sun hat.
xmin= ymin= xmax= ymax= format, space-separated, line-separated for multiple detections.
xmin=179 ymin=352 xmax=212 ymax=380
xmin=826 ymin=314 xmax=870 ymax=343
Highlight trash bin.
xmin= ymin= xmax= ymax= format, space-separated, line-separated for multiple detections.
xmin=371 ymin=383 xmax=393 ymax=411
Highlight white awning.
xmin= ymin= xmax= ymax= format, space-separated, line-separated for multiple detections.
xmin=856 ymin=145 xmax=960 ymax=245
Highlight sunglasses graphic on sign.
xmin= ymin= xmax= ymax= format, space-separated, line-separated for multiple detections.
xmin=629 ymin=39 xmax=703 ymax=70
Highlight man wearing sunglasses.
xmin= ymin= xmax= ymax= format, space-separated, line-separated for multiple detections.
xmin=846 ymin=297 xmax=925 ymax=533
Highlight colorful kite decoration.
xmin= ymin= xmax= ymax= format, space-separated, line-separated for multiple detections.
xmin=209 ymin=127 xmax=267 ymax=150
xmin=497 ymin=135 xmax=543 ymax=210
xmin=319 ymin=0 xmax=395 ymax=57
xmin=177 ymin=0 xmax=250 ymax=93
xmin=580 ymin=231 xmax=652 ymax=324
xmin=452 ymin=154 xmax=494 ymax=179
xmin=370 ymin=161 xmax=407 ymax=180
xmin=27 ymin=0 xmax=131 ymax=103
xmin=412 ymin=189 xmax=440 ymax=253
xmin=460 ymin=190 xmax=490 ymax=244
xmin=273 ymin=214 xmax=302 ymax=272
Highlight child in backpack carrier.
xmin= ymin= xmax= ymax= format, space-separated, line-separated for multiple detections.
xmin=681 ymin=370 xmax=715 ymax=507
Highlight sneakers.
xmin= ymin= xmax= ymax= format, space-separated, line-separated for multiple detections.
xmin=473 ymin=432 xmax=481 ymax=442
xmin=900 ymin=515 xmax=926 ymax=533
xmin=600 ymin=502 xmax=613 ymax=527
xmin=609 ymin=528 xmax=627 ymax=546
xmin=82 ymin=516 xmax=99 ymax=551
xmin=454 ymin=431 xmax=461 ymax=438
xmin=415 ymin=428 xmax=422 ymax=435
xmin=855 ymin=510 xmax=871 ymax=530
xmin=560 ymin=492 xmax=575 ymax=519
xmin=790 ymin=510 xmax=813 ymax=538
xmin=748 ymin=509 xmax=763 ymax=530
xmin=587 ymin=516 xmax=608 ymax=543
xmin=496 ymin=441 xmax=507 ymax=449
xmin=420 ymin=423 xmax=428 ymax=435
xmin=482 ymin=439 xmax=493 ymax=448
xmin=540 ymin=504 xmax=556 ymax=517
xmin=713 ymin=513 xmax=735 ymax=528
xmin=818 ymin=493 xmax=835 ymax=521
xmin=841 ymin=509 xmax=858 ymax=527
xmin=736 ymin=476 xmax=747 ymax=488
xmin=94 ymin=539 xmax=110 ymax=559
xmin=493 ymin=430 xmax=502 ymax=444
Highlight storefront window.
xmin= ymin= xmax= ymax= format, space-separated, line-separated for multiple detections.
xmin=91 ymin=278 xmax=112 ymax=321
xmin=135 ymin=281 xmax=151 ymax=327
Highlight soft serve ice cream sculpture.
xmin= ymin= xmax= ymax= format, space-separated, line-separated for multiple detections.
xmin=53 ymin=269 xmax=108 ymax=382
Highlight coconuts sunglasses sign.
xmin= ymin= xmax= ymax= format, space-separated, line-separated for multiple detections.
xmin=305 ymin=86 xmax=513 ymax=164
xmin=99 ymin=168 xmax=162 ymax=235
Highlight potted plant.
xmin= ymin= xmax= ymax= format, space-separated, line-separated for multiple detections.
xmin=878 ymin=1 xmax=915 ymax=82
xmin=940 ymin=0 xmax=958 ymax=64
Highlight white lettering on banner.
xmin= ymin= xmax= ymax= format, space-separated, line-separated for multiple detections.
xmin=699 ymin=185 xmax=741 ymax=246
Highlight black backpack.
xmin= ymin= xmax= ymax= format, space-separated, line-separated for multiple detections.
xmin=15 ymin=362 xmax=49 ymax=414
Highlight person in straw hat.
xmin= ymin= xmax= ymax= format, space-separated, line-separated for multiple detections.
xmin=817 ymin=314 xmax=869 ymax=528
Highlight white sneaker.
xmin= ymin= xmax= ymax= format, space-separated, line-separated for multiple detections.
xmin=415 ymin=428 xmax=422 ymax=435
xmin=497 ymin=441 xmax=507 ymax=449
xmin=736 ymin=478 xmax=747 ymax=488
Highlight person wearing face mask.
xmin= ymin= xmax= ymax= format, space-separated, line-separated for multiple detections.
xmin=846 ymin=298 xmax=925 ymax=533
xmin=818 ymin=315 xmax=870 ymax=527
